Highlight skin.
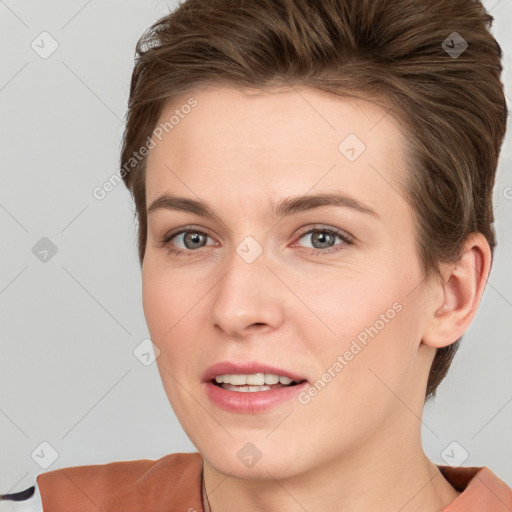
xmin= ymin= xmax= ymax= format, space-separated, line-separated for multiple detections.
xmin=142 ymin=84 xmax=491 ymax=512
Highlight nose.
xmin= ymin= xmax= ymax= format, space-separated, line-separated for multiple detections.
xmin=209 ymin=245 xmax=287 ymax=340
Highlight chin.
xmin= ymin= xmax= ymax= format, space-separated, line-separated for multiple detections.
xmin=199 ymin=438 xmax=311 ymax=481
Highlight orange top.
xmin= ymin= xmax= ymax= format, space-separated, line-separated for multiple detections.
xmin=35 ymin=452 xmax=512 ymax=512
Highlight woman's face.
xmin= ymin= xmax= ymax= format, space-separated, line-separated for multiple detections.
xmin=142 ymin=85 xmax=436 ymax=479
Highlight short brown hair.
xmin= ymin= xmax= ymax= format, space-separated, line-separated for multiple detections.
xmin=120 ymin=0 xmax=508 ymax=401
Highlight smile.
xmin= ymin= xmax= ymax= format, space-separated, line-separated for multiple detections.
xmin=214 ymin=372 xmax=304 ymax=392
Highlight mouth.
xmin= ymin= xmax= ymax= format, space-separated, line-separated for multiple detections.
xmin=202 ymin=362 xmax=309 ymax=413
xmin=211 ymin=373 xmax=306 ymax=392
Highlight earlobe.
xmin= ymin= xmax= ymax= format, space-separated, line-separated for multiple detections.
xmin=422 ymin=233 xmax=491 ymax=349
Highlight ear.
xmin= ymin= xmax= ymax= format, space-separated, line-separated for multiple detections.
xmin=422 ymin=233 xmax=492 ymax=349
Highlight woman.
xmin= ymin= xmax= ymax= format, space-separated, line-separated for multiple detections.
xmin=2 ymin=0 xmax=511 ymax=510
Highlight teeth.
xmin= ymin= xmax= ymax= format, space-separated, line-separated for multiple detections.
xmin=214 ymin=373 xmax=298 ymax=386
xmin=220 ymin=384 xmax=273 ymax=392
xmin=264 ymin=374 xmax=280 ymax=385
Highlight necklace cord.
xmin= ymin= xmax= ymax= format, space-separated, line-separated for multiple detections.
xmin=201 ymin=459 xmax=213 ymax=512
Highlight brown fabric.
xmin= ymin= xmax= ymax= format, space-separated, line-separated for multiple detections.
xmin=440 ymin=465 xmax=512 ymax=511
xmin=36 ymin=452 xmax=204 ymax=512
xmin=37 ymin=452 xmax=512 ymax=511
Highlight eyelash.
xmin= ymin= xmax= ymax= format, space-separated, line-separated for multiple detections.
xmin=159 ymin=224 xmax=354 ymax=257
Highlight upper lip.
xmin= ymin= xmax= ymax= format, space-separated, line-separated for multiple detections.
xmin=202 ymin=361 xmax=308 ymax=383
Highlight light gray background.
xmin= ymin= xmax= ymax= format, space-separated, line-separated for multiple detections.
xmin=1 ymin=0 xmax=511 ymax=494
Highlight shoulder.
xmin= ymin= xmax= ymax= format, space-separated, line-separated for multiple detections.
xmin=439 ymin=465 xmax=512 ymax=511
xmin=2 ymin=452 xmax=203 ymax=512
xmin=37 ymin=451 xmax=202 ymax=488
xmin=37 ymin=451 xmax=202 ymax=486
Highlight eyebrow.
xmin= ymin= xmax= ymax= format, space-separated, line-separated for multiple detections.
xmin=146 ymin=192 xmax=380 ymax=220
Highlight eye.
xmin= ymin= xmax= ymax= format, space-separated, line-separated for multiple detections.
xmin=293 ymin=225 xmax=354 ymax=255
xmin=159 ymin=224 xmax=354 ymax=257
xmin=159 ymin=226 xmax=216 ymax=256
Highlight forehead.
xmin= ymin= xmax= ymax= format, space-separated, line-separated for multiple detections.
xmin=145 ymin=84 xmax=409 ymax=218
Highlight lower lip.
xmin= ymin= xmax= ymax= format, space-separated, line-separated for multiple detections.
xmin=204 ymin=381 xmax=309 ymax=413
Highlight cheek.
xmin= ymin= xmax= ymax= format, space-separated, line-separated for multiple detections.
xmin=142 ymin=267 xmax=186 ymax=402
xmin=294 ymin=268 xmax=399 ymax=349
xmin=141 ymin=259 xmax=177 ymax=337
xmin=299 ymin=305 xmax=421 ymax=440
xmin=141 ymin=264 xmax=188 ymax=385
xmin=298 ymin=264 xmax=423 ymax=398
xmin=142 ymin=260 xmax=202 ymax=376
xmin=142 ymin=279 xmax=164 ymax=338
